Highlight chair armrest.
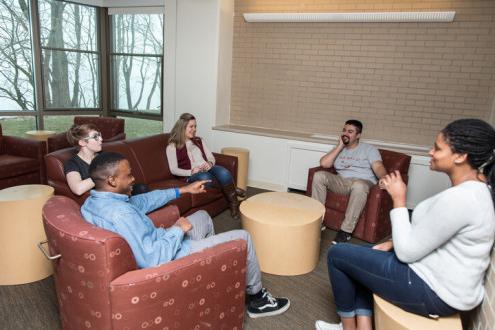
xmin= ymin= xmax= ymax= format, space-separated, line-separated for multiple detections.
xmin=105 ymin=132 xmax=126 ymax=142
xmin=109 ymin=239 xmax=247 ymax=328
xmin=214 ymin=152 xmax=238 ymax=184
xmin=306 ymin=166 xmax=335 ymax=196
xmin=4 ymin=136 xmax=46 ymax=159
xmin=148 ymin=204 xmax=180 ymax=228
xmin=47 ymin=132 xmax=70 ymax=153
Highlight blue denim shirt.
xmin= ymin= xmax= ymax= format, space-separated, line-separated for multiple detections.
xmin=81 ymin=189 xmax=191 ymax=268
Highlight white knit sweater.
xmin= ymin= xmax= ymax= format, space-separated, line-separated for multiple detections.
xmin=391 ymin=181 xmax=495 ymax=310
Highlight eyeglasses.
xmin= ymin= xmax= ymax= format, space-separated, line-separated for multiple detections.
xmin=84 ymin=132 xmax=102 ymax=141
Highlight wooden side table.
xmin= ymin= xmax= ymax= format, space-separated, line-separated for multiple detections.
xmin=0 ymin=184 xmax=54 ymax=285
xmin=240 ymin=192 xmax=325 ymax=275
xmin=25 ymin=130 xmax=57 ymax=142
xmin=221 ymin=147 xmax=249 ymax=191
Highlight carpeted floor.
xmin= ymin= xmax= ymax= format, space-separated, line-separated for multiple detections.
xmin=0 ymin=187 xmax=367 ymax=330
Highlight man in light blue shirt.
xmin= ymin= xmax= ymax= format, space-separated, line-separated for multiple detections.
xmin=81 ymin=151 xmax=290 ymax=319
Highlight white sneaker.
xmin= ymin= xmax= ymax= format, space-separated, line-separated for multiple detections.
xmin=315 ymin=320 xmax=343 ymax=330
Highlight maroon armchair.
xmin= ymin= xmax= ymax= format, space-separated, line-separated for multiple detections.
xmin=306 ymin=149 xmax=411 ymax=243
xmin=0 ymin=123 xmax=47 ymax=189
xmin=47 ymin=116 xmax=125 ymax=152
xmin=41 ymin=195 xmax=247 ymax=329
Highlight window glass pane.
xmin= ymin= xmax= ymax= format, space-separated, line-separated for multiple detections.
xmin=111 ymin=56 xmax=161 ymax=112
xmin=38 ymin=0 xmax=97 ymax=51
xmin=0 ymin=116 xmax=36 ymax=136
xmin=119 ymin=117 xmax=162 ymax=138
xmin=43 ymin=115 xmax=76 ymax=133
xmin=0 ymin=0 xmax=35 ymax=111
xmin=42 ymin=50 xmax=100 ymax=108
xmin=112 ymin=14 xmax=163 ymax=54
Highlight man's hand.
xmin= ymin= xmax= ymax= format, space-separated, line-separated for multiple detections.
xmin=180 ymin=180 xmax=210 ymax=195
xmin=372 ymin=240 xmax=393 ymax=251
xmin=381 ymin=170 xmax=407 ymax=208
xmin=174 ymin=217 xmax=192 ymax=233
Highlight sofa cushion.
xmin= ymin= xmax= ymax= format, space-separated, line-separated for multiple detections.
xmin=102 ymin=141 xmax=145 ymax=183
xmin=124 ymin=134 xmax=172 ymax=184
xmin=0 ymin=155 xmax=40 ymax=179
xmin=148 ymin=179 xmax=192 ymax=215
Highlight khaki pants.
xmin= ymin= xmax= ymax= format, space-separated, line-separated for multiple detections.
xmin=311 ymin=171 xmax=373 ymax=233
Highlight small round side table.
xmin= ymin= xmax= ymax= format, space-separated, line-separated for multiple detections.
xmin=25 ymin=130 xmax=57 ymax=142
xmin=0 ymin=184 xmax=54 ymax=285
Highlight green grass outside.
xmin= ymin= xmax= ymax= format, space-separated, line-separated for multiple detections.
xmin=0 ymin=115 xmax=163 ymax=138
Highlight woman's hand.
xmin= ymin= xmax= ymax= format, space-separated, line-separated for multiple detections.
xmin=191 ymin=166 xmax=202 ymax=174
xmin=199 ymin=162 xmax=212 ymax=172
xmin=180 ymin=180 xmax=210 ymax=195
xmin=381 ymin=170 xmax=407 ymax=208
xmin=372 ymin=240 xmax=393 ymax=252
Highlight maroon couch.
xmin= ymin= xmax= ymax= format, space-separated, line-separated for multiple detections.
xmin=306 ymin=149 xmax=411 ymax=243
xmin=44 ymin=133 xmax=238 ymax=217
xmin=42 ymin=195 xmax=246 ymax=329
xmin=0 ymin=123 xmax=47 ymax=189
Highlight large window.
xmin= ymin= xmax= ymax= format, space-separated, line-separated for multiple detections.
xmin=0 ymin=0 xmax=35 ymax=111
xmin=38 ymin=0 xmax=100 ymax=109
xmin=110 ymin=12 xmax=163 ymax=115
xmin=0 ymin=1 xmax=163 ymax=136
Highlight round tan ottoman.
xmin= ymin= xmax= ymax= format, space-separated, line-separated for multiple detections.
xmin=373 ymin=294 xmax=462 ymax=330
xmin=221 ymin=147 xmax=249 ymax=191
xmin=0 ymin=184 xmax=54 ymax=285
xmin=25 ymin=130 xmax=57 ymax=142
xmin=240 ymin=192 xmax=325 ymax=276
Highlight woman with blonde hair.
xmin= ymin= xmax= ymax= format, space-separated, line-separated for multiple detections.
xmin=166 ymin=113 xmax=245 ymax=219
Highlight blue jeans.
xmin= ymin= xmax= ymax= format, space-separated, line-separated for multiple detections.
xmin=327 ymin=243 xmax=457 ymax=318
xmin=187 ymin=165 xmax=234 ymax=187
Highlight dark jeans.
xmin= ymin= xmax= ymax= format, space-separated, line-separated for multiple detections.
xmin=187 ymin=165 xmax=233 ymax=188
xmin=327 ymin=243 xmax=457 ymax=318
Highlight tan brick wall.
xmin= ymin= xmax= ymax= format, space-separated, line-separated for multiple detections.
xmin=230 ymin=0 xmax=495 ymax=146
xmin=469 ymin=249 xmax=495 ymax=330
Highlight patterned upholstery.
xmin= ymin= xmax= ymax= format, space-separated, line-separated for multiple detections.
xmin=0 ymin=123 xmax=47 ymax=189
xmin=47 ymin=116 xmax=126 ymax=153
xmin=306 ymin=149 xmax=411 ymax=243
xmin=44 ymin=133 xmax=238 ymax=217
xmin=42 ymin=195 xmax=247 ymax=329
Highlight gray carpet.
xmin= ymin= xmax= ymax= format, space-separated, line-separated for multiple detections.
xmin=0 ymin=187 xmax=362 ymax=330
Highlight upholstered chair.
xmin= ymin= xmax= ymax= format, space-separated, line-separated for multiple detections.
xmin=41 ymin=196 xmax=247 ymax=329
xmin=0 ymin=123 xmax=47 ymax=189
xmin=47 ymin=116 xmax=125 ymax=152
xmin=306 ymin=149 xmax=411 ymax=243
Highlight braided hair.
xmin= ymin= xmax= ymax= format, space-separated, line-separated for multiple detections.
xmin=442 ymin=118 xmax=495 ymax=204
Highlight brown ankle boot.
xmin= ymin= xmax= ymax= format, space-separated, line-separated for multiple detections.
xmin=222 ymin=183 xmax=240 ymax=220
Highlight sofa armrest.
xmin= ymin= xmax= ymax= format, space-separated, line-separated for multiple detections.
xmin=4 ymin=136 xmax=46 ymax=159
xmin=109 ymin=239 xmax=247 ymax=328
xmin=148 ymin=204 xmax=180 ymax=228
xmin=306 ymin=166 xmax=335 ymax=196
xmin=214 ymin=152 xmax=238 ymax=184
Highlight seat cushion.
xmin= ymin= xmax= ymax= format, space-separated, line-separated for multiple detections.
xmin=148 ymin=179 xmax=193 ymax=215
xmin=0 ymin=155 xmax=40 ymax=179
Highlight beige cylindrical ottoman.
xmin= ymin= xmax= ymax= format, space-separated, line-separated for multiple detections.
xmin=373 ymin=294 xmax=462 ymax=330
xmin=221 ymin=147 xmax=249 ymax=190
xmin=240 ymin=192 xmax=325 ymax=276
xmin=0 ymin=184 xmax=54 ymax=285
xmin=25 ymin=130 xmax=57 ymax=142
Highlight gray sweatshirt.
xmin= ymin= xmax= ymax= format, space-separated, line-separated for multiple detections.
xmin=391 ymin=181 xmax=495 ymax=310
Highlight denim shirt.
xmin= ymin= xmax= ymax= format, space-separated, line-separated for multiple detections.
xmin=81 ymin=189 xmax=191 ymax=268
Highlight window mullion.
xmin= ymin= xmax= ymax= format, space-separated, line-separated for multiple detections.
xmin=29 ymin=0 xmax=45 ymax=129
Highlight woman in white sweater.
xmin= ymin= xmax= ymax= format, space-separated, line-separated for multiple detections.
xmin=316 ymin=118 xmax=495 ymax=330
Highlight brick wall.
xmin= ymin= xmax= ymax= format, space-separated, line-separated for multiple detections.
xmin=230 ymin=0 xmax=495 ymax=146
xmin=469 ymin=249 xmax=495 ymax=330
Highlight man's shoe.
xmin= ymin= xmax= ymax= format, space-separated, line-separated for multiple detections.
xmin=247 ymin=288 xmax=290 ymax=318
xmin=315 ymin=320 xmax=343 ymax=330
xmin=332 ymin=230 xmax=352 ymax=245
